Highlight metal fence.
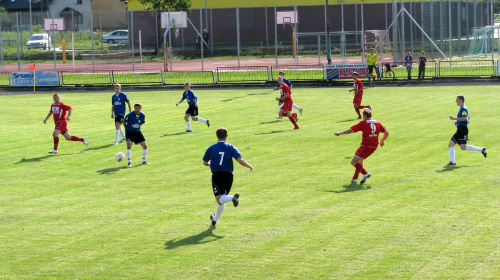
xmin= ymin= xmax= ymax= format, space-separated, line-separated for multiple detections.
xmin=4 ymin=60 xmax=499 ymax=87
xmin=0 ymin=1 xmax=495 ymax=72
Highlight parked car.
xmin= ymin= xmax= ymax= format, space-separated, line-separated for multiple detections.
xmin=102 ymin=30 xmax=129 ymax=44
xmin=27 ymin=33 xmax=51 ymax=50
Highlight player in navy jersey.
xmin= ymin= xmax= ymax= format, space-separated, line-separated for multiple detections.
xmin=111 ymin=83 xmax=131 ymax=145
xmin=273 ymin=71 xmax=303 ymax=119
xmin=124 ymin=103 xmax=149 ymax=167
xmin=203 ymin=128 xmax=253 ymax=226
xmin=447 ymin=95 xmax=487 ymax=166
xmin=176 ymin=83 xmax=210 ymax=132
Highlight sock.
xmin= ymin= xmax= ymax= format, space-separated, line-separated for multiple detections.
xmin=466 ymin=145 xmax=482 ymax=152
xmin=197 ymin=117 xmax=207 ymax=123
xmin=288 ymin=116 xmax=299 ymax=128
xmin=281 ymin=112 xmax=288 ymax=117
xmin=359 ymin=105 xmax=369 ymax=109
xmin=355 ymin=162 xmax=367 ymax=175
xmin=142 ymin=149 xmax=148 ymax=161
xmin=449 ymin=147 xmax=455 ymax=163
xmin=353 ymin=167 xmax=361 ymax=180
xmin=186 ymin=121 xmax=192 ymax=131
xmin=292 ymin=113 xmax=298 ymax=121
xmin=120 ymin=129 xmax=125 ymax=137
xmin=214 ymin=204 xmax=225 ymax=221
xmin=70 ymin=135 xmax=83 ymax=142
xmin=293 ymin=104 xmax=300 ymax=110
xmin=53 ymin=136 xmax=59 ymax=150
xmin=219 ymin=195 xmax=233 ymax=204
xmin=355 ymin=108 xmax=362 ymax=118
xmin=126 ymin=149 xmax=132 ymax=161
xmin=115 ymin=130 xmax=120 ymax=142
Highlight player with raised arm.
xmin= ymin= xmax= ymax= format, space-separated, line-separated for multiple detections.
xmin=335 ymin=108 xmax=389 ymax=184
xmin=203 ymin=128 xmax=253 ymax=227
xmin=350 ymin=72 xmax=371 ymax=119
xmin=276 ymin=76 xmax=299 ymax=130
xmin=123 ymin=103 xmax=149 ymax=167
xmin=111 ymin=83 xmax=131 ymax=145
xmin=447 ymin=95 xmax=487 ymax=166
xmin=274 ymin=71 xmax=303 ymax=119
xmin=176 ymin=83 xmax=210 ymax=132
xmin=43 ymin=94 xmax=87 ymax=154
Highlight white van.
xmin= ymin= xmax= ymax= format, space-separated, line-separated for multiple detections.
xmin=27 ymin=33 xmax=52 ymax=50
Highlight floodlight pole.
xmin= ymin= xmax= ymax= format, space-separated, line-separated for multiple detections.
xmin=326 ymin=0 xmax=331 ymax=64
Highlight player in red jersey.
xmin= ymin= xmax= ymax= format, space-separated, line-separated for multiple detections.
xmin=275 ymin=76 xmax=299 ymax=130
xmin=335 ymin=108 xmax=389 ymax=184
xmin=349 ymin=72 xmax=371 ymax=119
xmin=43 ymin=94 xmax=88 ymax=154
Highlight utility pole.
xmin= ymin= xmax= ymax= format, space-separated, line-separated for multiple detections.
xmin=326 ymin=0 xmax=331 ymax=64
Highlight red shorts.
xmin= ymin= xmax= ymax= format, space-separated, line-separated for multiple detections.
xmin=355 ymin=145 xmax=377 ymax=159
xmin=54 ymin=120 xmax=68 ymax=132
xmin=281 ymin=101 xmax=293 ymax=112
xmin=353 ymin=95 xmax=363 ymax=106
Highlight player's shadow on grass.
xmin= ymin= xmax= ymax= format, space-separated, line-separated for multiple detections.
xmin=221 ymin=91 xmax=272 ymax=102
xmin=436 ymin=165 xmax=470 ymax=172
xmin=85 ymin=144 xmax=113 ymax=151
xmin=161 ymin=132 xmax=190 ymax=137
xmin=15 ymin=153 xmax=75 ymax=164
xmin=164 ymin=226 xmax=224 ymax=250
xmin=327 ymin=183 xmax=372 ymax=193
xmin=336 ymin=118 xmax=360 ymax=123
xmin=255 ymin=130 xmax=286 ymax=135
xmin=260 ymin=120 xmax=281 ymax=125
xmin=97 ymin=166 xmax=133 ymax=174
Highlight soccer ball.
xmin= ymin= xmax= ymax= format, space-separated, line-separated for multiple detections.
xmin=116 ymin=152 xmax=125 ymax=162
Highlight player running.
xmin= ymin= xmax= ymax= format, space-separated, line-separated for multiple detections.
xmin=176 ymin=83 xmax=210 ymax=132
xmin=447 ymin=95 xmax=487 ymax=166
xmin=274 ymin=71 xmax=303 ymax=119
xmin=203 ymin=127 xmax=253 ymax=226
xmin=350 ymin=72 xmax=371 ymax=119
xmin=275 ymin=76 xmax=299 ymax=130
xmin=111 ymin=83 xmax=131 ymax=145
xmin=43 ymin=94 xmax=87 ymax=154
xmin=334 ymin=108 xmax=389 ymax=184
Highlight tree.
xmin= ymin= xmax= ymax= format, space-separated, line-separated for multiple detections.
xmin=137 ymin=0 xmax=191 ymax=11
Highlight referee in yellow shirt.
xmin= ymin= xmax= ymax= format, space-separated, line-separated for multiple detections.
xmin=367 ymin=48 xmax=378 ymax=87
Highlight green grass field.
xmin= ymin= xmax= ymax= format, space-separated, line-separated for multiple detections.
xmin=0 ymin=85 xmax=499 ymax=279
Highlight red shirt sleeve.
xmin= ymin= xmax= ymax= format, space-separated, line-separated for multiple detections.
xmin=350 ymin=121 xmax=364 ymax=132
xmin=60 ymin=102 xmax=72 ymax=111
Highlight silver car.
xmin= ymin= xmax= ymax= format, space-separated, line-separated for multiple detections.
xmin=27 ymin=33 xmax=51 ymax=50
xmin=102 ymin=30 xmax=129 ymax=44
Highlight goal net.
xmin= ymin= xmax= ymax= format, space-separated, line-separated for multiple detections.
xmin=466 ymin=26 xmax=494 ymax=58
xmin=365 ymin=30 xmax=391 ymax=55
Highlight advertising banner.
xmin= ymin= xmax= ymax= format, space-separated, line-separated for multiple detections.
xmin=326 ymin=64 xmax=379 ymax=80
xmin=11 ymin=71 xmax=60 ymax=86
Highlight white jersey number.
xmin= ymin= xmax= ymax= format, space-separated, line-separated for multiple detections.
xmin=370 ymin=123 xmax=376 ymax=134
xmin=218 ymin=152 xmax=225 ymax=165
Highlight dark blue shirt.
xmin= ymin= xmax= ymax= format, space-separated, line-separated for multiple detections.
xmin=203 ymin=141 xmax=242 ymax=173
xmin=181 ymin=90 xmax=198 ymax=106
xmin=456 ymin=105 xmax=469 ymax=127
xmin=112 ymin=92 xmax=130 ymax=116
xmin=124 ymin=111 xmax=145 ymax=132
xmin=276 ymin=78 xmax=292 ymax=88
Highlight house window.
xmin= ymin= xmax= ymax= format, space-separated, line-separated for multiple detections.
xmin=76 ymin=14 xmax=83 ymax=24
xmin=75 ymin=0 xmax=82 ymax=4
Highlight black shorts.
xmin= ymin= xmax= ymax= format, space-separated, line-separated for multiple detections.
xmin=211 ymin=171 xmax=233 ymax=197
xmin=115 ymin=115 xmax=125 ymax=124
xmin=368 ymin=65 xmax=375 ymax=75
xmin=185 ymin=105 xmax=198 ymax=116
xmin=125 ymin=131 xmax=146 ymax=144
xmin=451 ymin=126 xmax=469 ymax=145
